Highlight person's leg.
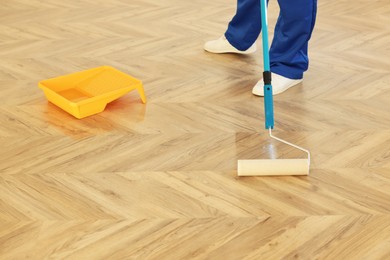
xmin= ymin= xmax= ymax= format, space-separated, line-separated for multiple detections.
xmin=252 ymin=0 xmax=317 ymax=96
xmin=269 ymin=0 xmax=317 ymax=79
xmin=225 ymin=0 xmax=262 ymax=51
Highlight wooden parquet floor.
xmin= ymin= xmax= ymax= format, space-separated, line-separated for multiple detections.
xmin=0 ymin=0 xmax=389 ymax=259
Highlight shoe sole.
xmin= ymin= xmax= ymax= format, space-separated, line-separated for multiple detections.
xmin=252 ymin=80 xmax=303 ymax=96
xmin=204 ymin=47 xmax=257 ymax=54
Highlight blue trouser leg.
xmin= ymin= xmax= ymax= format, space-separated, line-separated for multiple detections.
xmin=270 ymin=0 xmax=317 ymax=79
xmin=225 ymin=0 xmax=317 ymax=79
xmin=225 ymin=0 xmax=262 ymax=51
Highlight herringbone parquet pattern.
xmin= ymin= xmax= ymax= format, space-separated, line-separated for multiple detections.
xmin=1 ymin=0 xmax=389 ymax=259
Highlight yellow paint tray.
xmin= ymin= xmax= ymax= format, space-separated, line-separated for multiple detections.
xmin=39 ymin=66 xmax=146 ymax=119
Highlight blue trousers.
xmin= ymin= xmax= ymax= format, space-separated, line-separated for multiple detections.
xmin=225 ymin=0 xmax=317 ymax=79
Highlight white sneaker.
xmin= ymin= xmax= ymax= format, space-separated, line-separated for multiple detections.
xmin=252 ymin=73 xmax=303 ymax=96
xmin=204 ymin=36 xmax=257 ymax=54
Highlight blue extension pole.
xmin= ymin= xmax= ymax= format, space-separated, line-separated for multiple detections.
xmin=260 ymin=0 xmax=274 ymax=129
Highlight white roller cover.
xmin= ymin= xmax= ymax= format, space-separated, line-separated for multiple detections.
xmin=237 ymin=159 xmax=309 ymax=176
